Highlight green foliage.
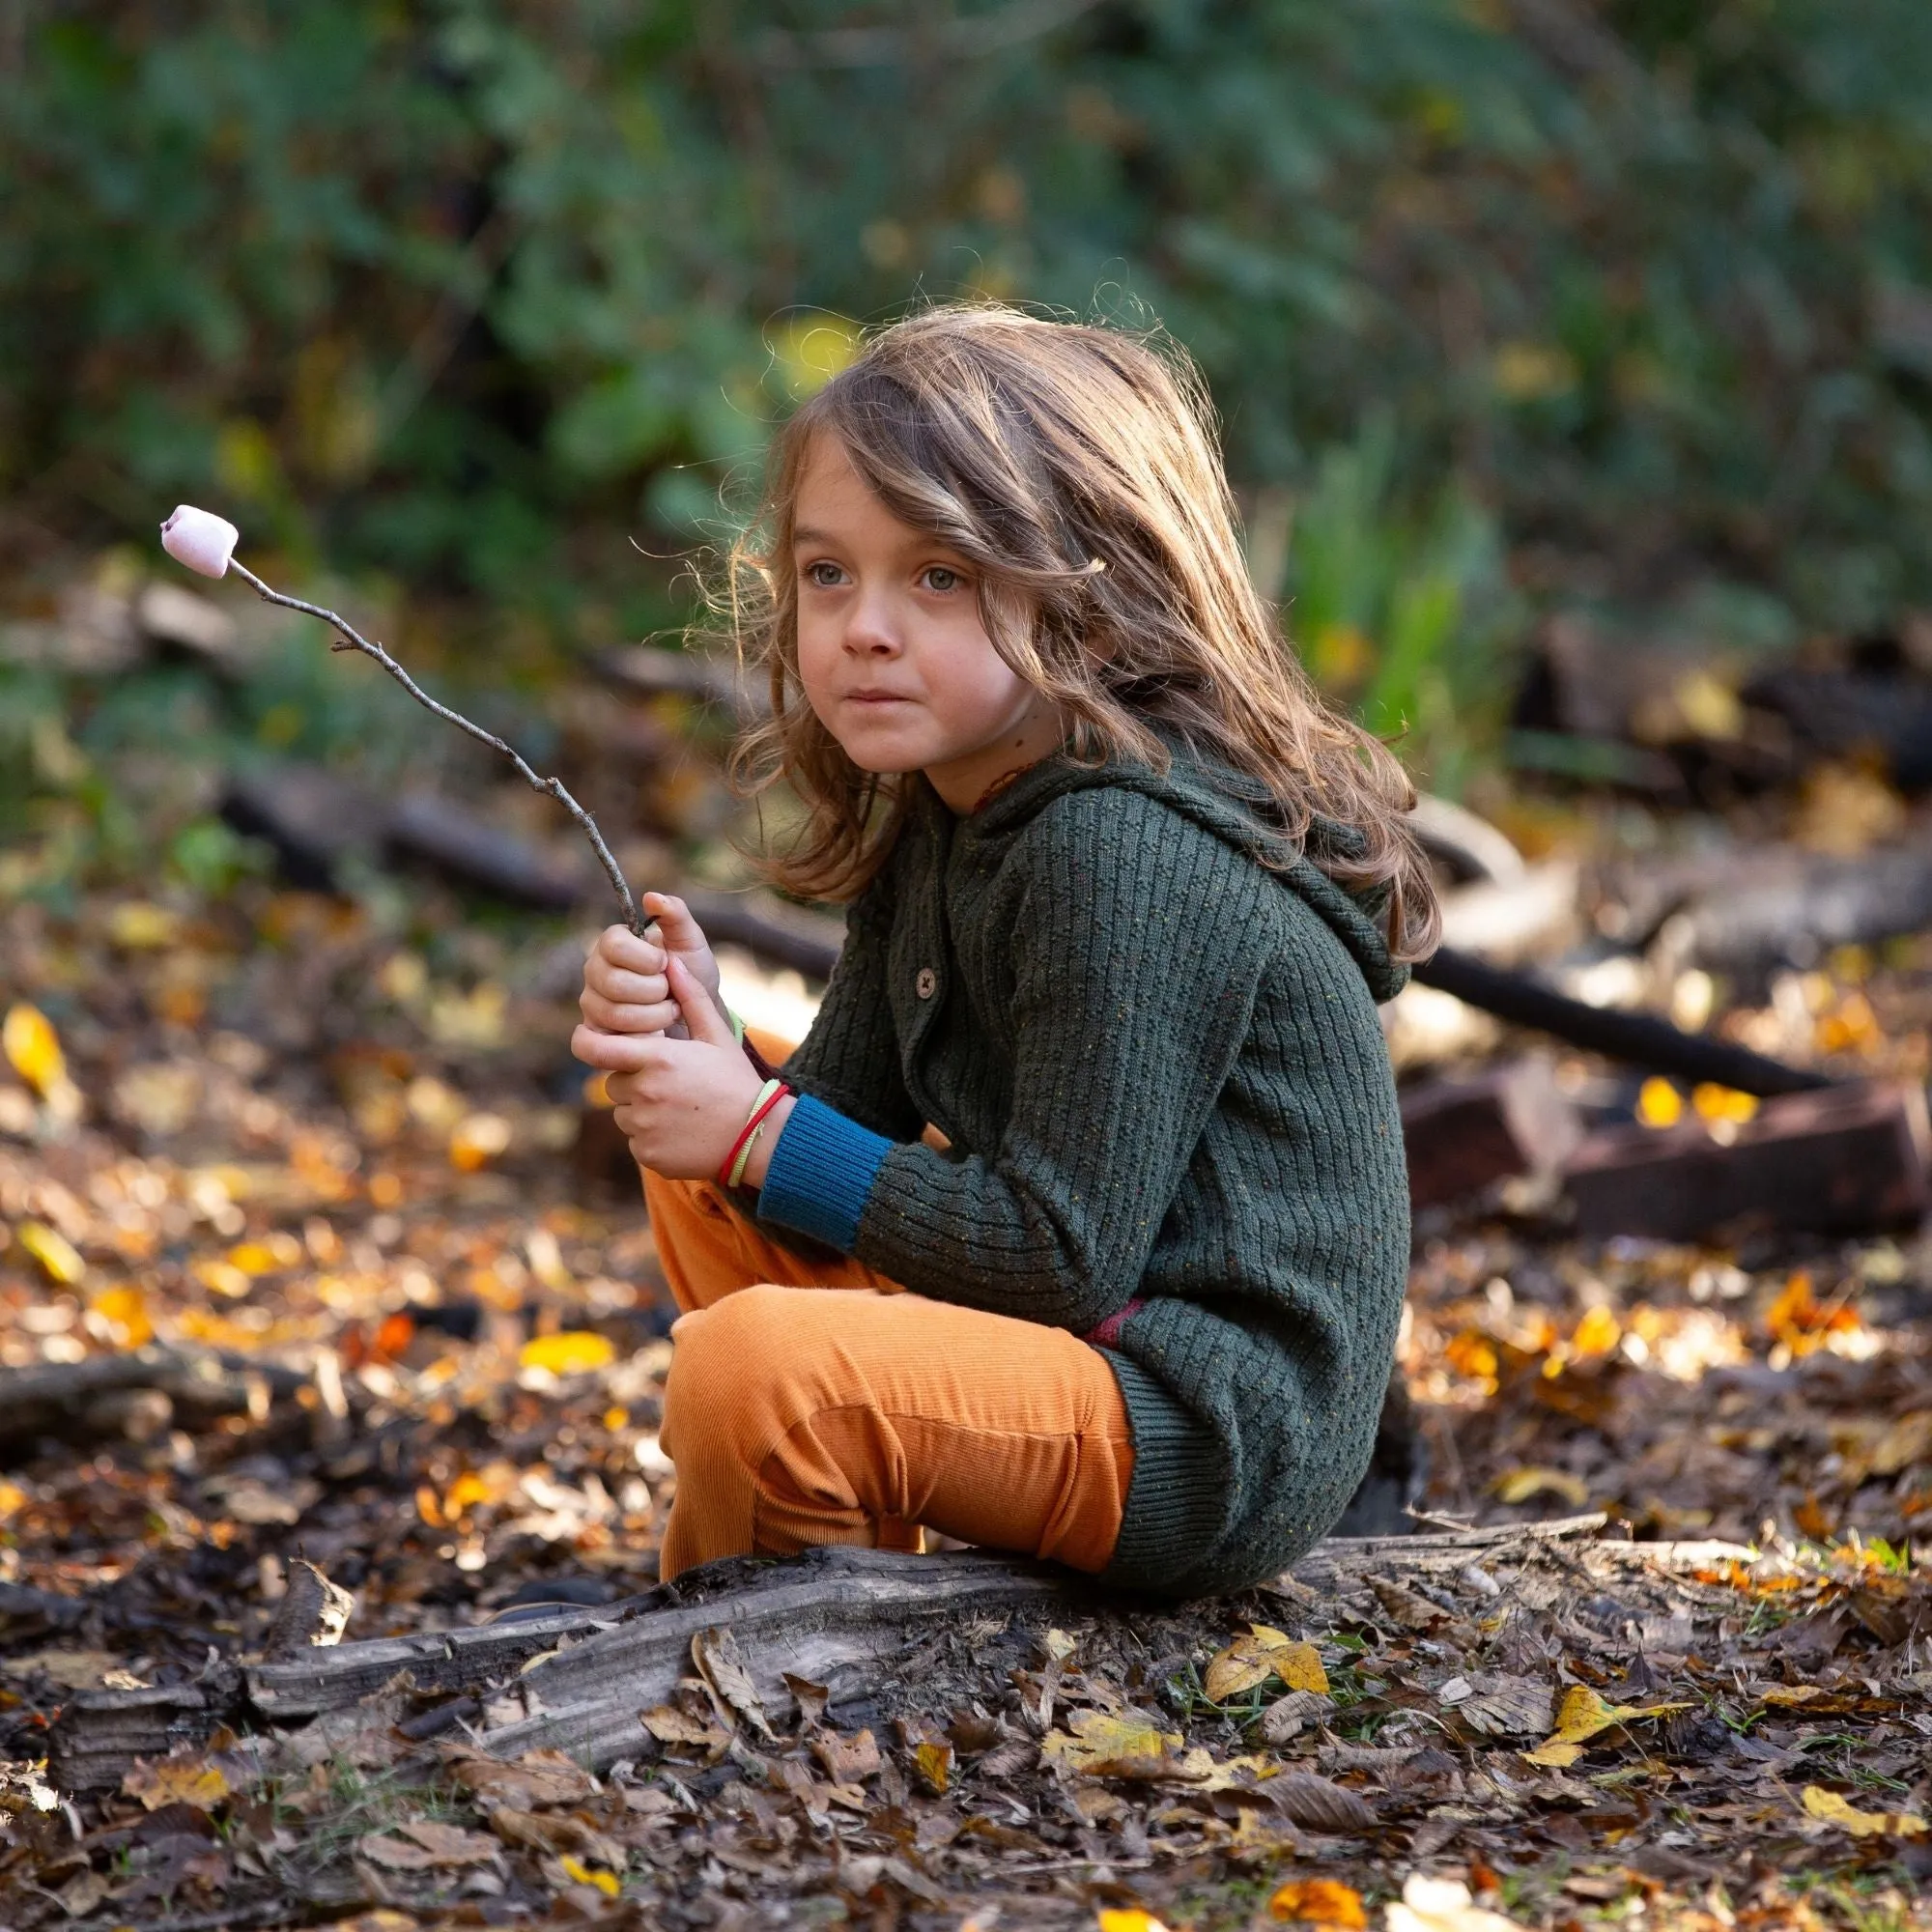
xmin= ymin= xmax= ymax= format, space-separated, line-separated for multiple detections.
xmin=7 ymin=1 xmax=1932 ymax=770
xmin=1273 ymin=418 xmax=1520 ymax=794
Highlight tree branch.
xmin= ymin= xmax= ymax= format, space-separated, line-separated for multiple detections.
xmin=227 ymin=560 xmax=642 ymax=935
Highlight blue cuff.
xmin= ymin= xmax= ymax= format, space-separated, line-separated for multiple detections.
xmin=755 ymin=1093 xmax=894 ymax=1253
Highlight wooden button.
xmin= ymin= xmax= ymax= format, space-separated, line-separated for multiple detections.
xmin=915 ymin=966 xmax=937 ymax=999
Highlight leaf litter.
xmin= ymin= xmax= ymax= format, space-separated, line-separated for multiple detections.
xmin=2 ymin=667 xmax=1931 ymax=1929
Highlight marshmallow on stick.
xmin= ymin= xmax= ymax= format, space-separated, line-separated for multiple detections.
xmin=157 ymin=504 xmax=642 ymax=934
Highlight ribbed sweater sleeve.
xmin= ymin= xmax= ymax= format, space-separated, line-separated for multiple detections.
xmin=771 ymin=867 xmax=923 ymax=1145
xmin=836 ymin=793 xmax=1268 ymax=1332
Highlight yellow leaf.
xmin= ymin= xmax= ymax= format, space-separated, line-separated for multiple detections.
xmin=1569 ymin=1305 xmax=1621 ymax=1358
xmin=520 ymin=1331 xmax=615 ymax=1376
xmin=89 ymin=1285 xmax=153 ymax=1350
xmin=1493 ymin=1466 xmax=1589 ymax=1508
xmin=1635 ymin=1076 xmax=1682 ymax=1128
xmin=1203 ymin=1625 xmax=1328 ymax=1702
xmin=1760 ymin=1685 xmax=1826 ymax=1707
xmin=109 ymin=902 xmax=182 ymax=950
xmin=18 ymin=1221 xmax=84 ymax=1285
xmin=1042 ymin=1709 xmax=1182 ymax=1776
xmin=123 ymin=1751 xmax=230 ymax=1810
xmin=557 ymin=1853 xmax=621 ymax=1895
xmin=1097 ymin=1914 xmax=1172 ymax=1932
xmin=3 ymin=1003 xmax=66 ymax=1095
xmin=0 ymin=1480 xmax=26 ymax=1520
xmin=1520 ymin=1739 xmax=1584 ymax=1769
xmin=1269 ymin=1876 xmax=1367 ymax=1926
xmin=1801 ymin=1785 xmax=1926 ymax=1838
xmin=914 ymin=1740 xmax=952 ymax=1795
xmin=1523 ymin=1685 xmax=1690 ymax=1764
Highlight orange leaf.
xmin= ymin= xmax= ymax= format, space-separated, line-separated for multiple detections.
xmin=1270 ymin=1877 xmax=1367 ymax=1927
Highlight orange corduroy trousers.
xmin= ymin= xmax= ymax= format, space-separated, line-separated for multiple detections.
xmin=642 ymin=1140 xmax=1134 ymax=1581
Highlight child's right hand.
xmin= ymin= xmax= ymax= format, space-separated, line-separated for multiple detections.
xmin=579 ymin=894 xmax=724 ymax=1042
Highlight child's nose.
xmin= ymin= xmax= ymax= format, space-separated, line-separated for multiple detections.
xmin=844 ymin=588 xmax=903 ymax=654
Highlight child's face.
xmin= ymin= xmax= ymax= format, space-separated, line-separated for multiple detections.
xmin=791 ymin=433 xmax=1063 ymax=812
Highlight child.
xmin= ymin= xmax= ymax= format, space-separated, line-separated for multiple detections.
xmin=573 ymin=304 xmax=1435 ymax=1598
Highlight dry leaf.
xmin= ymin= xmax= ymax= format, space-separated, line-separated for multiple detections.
xmin=1522 ymin=1684 xmax=1690 ymax=1764
xmin=4 ymin=1003 xmax=65 ymax=1095
xmin=692 ymin=1625 xmax=775 ymax=1739
xmin=1801 ymin=1785 xmax=1927 ymax=1837
xmin=556 ymin=1853 xmax=621 ymax=1896
xmin=1263 ymin=1770 xmax=1378 ymax=1833
xmin=17 ymin=1220 xmax=84 ymax=1285
xmin=519 ymin=1331 xmax=615 ymax=1376
xmin=1040 ymin=1708 xmax=1182 ymax=1777
xmin=1203 ymin=1624 xmax=1329 ymax=1703
xmin=913 ymin=1739 xmax=952 ymax=1795
xmin=640 ymin=1703 xmax=729 ymax=1752
xmin=1256 ymin=1689 xmax=1336 ymax=1746
xmin=1454 ymin=1673 xmax=1554 ymax=1738
xmin=440 ymin=1743 xmax=597 ymax=1808
xmin=1492 ymin=1466 xmax=1590 ymax=1507
xmin=393 ymin=1818 xmax=501 ymax=1865
xmin=811 ymin=1727 xmax=883 ymax=1783
xmin=4 ymin=1648 xmax=121 ymax=1690
xmin=783 ymin=1672 xmax=829 ymax=1725
xmin=1269 ymin=1876 xmax=1367 ymax=1926
xmin=122 ymin=1747 xmax=231 ymax=1810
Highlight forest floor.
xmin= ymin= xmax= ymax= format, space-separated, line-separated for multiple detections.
xmin=1 ymin=648 xmax=1930 ymax=1929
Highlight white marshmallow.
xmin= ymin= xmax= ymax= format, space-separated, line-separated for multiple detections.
xmin=159 ymin=504 xmax=240 ymax=579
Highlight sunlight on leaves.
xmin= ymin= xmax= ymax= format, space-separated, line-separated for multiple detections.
xmin=519 ymin=1331 xmax=615 ymax=1376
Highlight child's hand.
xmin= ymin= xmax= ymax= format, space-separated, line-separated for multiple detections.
xmin=579 ymin=894 xmax=724 ymax=1043
xmin=574 ymin=955 xmax=770 ymax=1179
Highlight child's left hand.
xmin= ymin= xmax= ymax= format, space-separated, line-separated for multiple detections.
xmin=572 ymin=954 xmax=765 ymax=1179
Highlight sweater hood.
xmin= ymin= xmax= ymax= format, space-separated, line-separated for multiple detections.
xmin=944 ymin=736 xmax=1409 ymax=1005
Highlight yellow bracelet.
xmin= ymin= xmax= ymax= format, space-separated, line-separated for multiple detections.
xmin=727 ymin=1121 xmax=765 ymax=1189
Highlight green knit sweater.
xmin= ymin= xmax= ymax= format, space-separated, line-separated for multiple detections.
xmin=747 ymin=741 xmax=1411 ymax=1597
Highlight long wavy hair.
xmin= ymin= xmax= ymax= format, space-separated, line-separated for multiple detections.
xmin=720 ymin=303 xmax=1439 ymax=961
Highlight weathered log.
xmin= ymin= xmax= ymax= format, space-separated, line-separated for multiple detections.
xmin=44 ymin=1685 xmax=213 ymax=1795
xmin=1401 ymin=1059 xmax=1582 ymax=1209
xmin=1412 ymin=947 xmax=1831 ymax=1097
xmin=0 ymin=1348 xmax=304 ymax=1455
xmin=49 ymin=1516 xmax=1757 ymax=1791
xmin=1563 ymin=1077 xmax=1931 ymax=1240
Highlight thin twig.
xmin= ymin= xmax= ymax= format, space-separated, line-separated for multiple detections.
xmin=228 ymin=560 xmax=642 ymax=935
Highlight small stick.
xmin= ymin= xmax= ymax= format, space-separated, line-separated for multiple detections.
xmin=224 ymin=559 xmax=643 ymax=936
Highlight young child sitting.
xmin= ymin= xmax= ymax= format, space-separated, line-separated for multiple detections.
xmin=573 ymin=303 xmax=1435 ymax=1598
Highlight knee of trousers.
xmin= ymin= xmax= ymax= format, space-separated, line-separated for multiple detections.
xmin=660 ymin=1284 xmax=829 ymax=1482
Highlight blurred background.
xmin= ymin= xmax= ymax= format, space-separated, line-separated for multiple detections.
xmin=9 ymin=0 xmax=1932 ymax=845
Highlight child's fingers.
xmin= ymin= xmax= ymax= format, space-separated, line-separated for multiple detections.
xmin=570 ymin=1023 xmax=671 ymax=1073
xmin=591 ymin=923 xmax=668 ymax=976
xmin=579 ymin=984 xmax=677 ymax=1035
xmin=665 ymin=952 xmax=736 ymax=1049
xmin=583 ymin=952 xmax=668 ymax=1006
xmin=641 ymin=893 xmax=711 ymax=958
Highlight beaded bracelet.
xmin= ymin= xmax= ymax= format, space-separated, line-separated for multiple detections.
xmin=718 ymin=1077 xmax=790 ymax=1188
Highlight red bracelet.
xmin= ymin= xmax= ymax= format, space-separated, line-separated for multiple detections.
xmin=717 ymin=1080 xmax=791 ymax=1187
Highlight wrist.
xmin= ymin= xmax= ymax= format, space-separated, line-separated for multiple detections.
xmin=737 ymin=1094 xmax=797 ymax=1191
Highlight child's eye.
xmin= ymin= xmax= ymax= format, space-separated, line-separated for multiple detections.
xmin=922 ymin=565 xmax=963 ymax=593
xmin=804 ymin=561 xmax=845 ymax=588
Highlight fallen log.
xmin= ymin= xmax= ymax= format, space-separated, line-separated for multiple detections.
xmin=1401 ymin=1059 xmax=1582 ymax=1209
xmin=46 ymin=1516 xmax=1683 ymax=1790
xmin=0 ymin=1348 xmax=305 ymax=1454
xmin=1412 ymin=947 xmax=1831 ymax=1097
xmin=1563 ymin=1078 xmax=1931 ymax=1240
